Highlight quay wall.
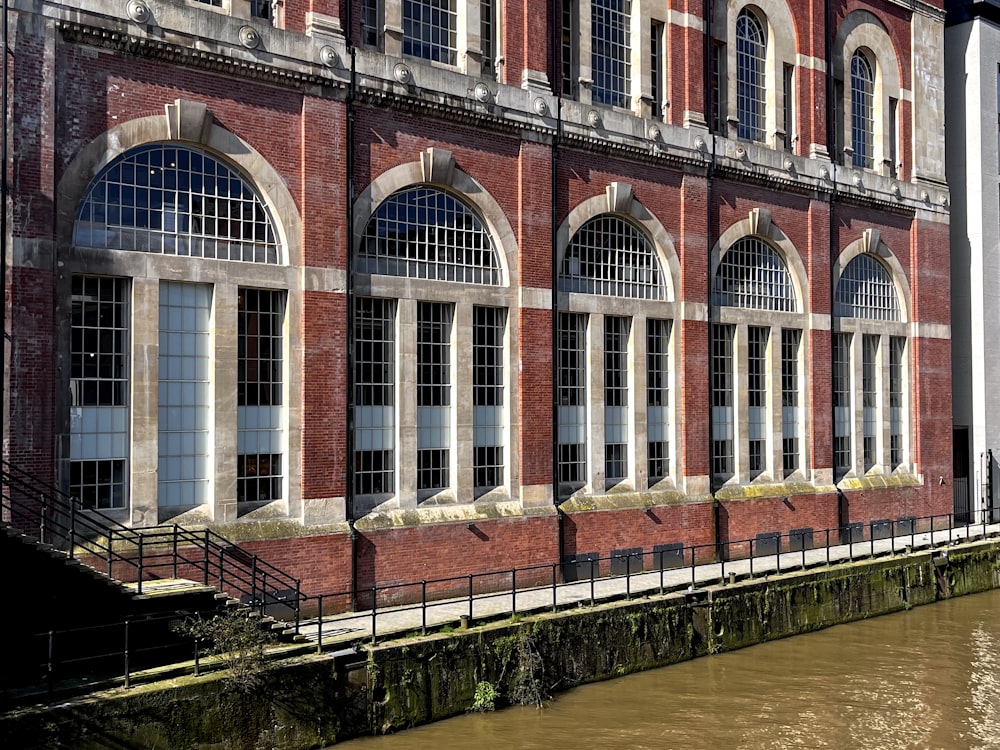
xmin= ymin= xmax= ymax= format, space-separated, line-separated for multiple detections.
xmin=4 ymin=541 xmax=1000 ymax=749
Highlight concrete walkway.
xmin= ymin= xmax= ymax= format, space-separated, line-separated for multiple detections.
xmin=299 ymin=520 xmax=1000 ymax=650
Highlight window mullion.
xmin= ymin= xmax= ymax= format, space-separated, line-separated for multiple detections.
xmin=396 ymin=298 xmax=418 ymax=503
xmin=454 ymin=302 xmax=474 ymax=500
xmin=588 ymin=313 xmax=605 ymax=492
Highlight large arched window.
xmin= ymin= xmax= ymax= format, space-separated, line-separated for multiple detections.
xmin=557 ymin=210 xmax=675 ymax=497
xmin=67 ymin=137 xmax=292 ymax=521
xmin=736 ymin=9 xmax=767 ymax=142
xmin=851 ymin=51 xmax=876 ymax=169
xmin=354 ymin=182 xmax=511 ymax=509
xmin=712 ymin=234 xmax=805 ymax=486
xmin=74 ymin=143 xmax=279 ymax=263
xmin=834 ymin=251 xmax=907 ymax=477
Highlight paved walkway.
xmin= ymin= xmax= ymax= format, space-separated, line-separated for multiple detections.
xmin=299 ymin=521 xmax=1000 ymax=650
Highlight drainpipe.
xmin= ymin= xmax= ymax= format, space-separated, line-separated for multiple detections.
xmin=1 ymin=0 xmax=9 ymax=455
xmin=551 ymin=0 xmax=565 ymax=572
xmin=704 ymin=0 xmax=721 ymax=558
xmin=345 ymin=3 xmax=358 ymax=612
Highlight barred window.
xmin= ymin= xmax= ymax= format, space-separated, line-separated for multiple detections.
xmin=354 ymin=298 xmax=396 ymax=496
xmin=604 ymin=316 xmax=630 ymax=485
xmin=70 ymin=275 xmax=129 ymax=510
xmin=833 ymin=333 xmax=853 ymax=477
xmin=403 ymin=0 xmax=458 ymax=65
xmin=736 ymin=9 xmax=766 ymax=142
xmin=851 ymin=51 xmax=875 ymax=169
xmin=562 ymin=0 xmax=578 ymax=97
xmin=650 ymin=21 xmax=665 ymax=118
xmin=358 ymin=186 xmax=500 ymax=285
xmin=592 ymin=0 xmax=631 ymax=108
xmin=238 ymin=289 xmax=285 ymax=505
xmin=862 ymin=334 xmax=878 ymax=472
xmin=890 ymin=337 xmax=905 ymax=469
xmin=781 ymin=329 xmax=801 ymax=477
xmin=474 ymin=306 xmax=506 ymax=495
xmin=481 ymin=0 xmax=499 ymax=79
xmin=712 ymin=325 xmax=735 ymax=481
xmin=74 ymin=144 xmax=279 ymax=263
xmin=835 ymin=254 xmax=899 ymax=321
xmin=561 ymin=215 xmax=667 ymax=300
xmin=748 ymin=326 xmax=768 ymax=479
xmin=558 ymin=313 xmax=588 ymax=490
xmin=647 ymin=319 xmax=671 ymax=483
xmin=417 ymin=302 xmax=453 ymax=494
xmin=713 ymin=237 xmax=796 ymax=312
xmin=362 ymin=0 xmax=379 ymax=46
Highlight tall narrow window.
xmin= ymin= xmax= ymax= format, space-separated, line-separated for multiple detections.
xmin=833 ymin=333 xmax=852 ymax=476
xmin=783 ymin=64 xmax=795 ymax=151
xmin=362 ymin=0 xmax=379 ymax=46
xmin=781 ymin=329 xmax=801 ymax=477
xmin=851 ymin=51 xmax=875 ymax=169
xmin=712 ymin=325 xmax=735 ymax=481
xmin=862 ymin=334 xmax=878 ymax=471
xmin=736 ymin=9 xmax=766 ymax=142
xmin=592 ymin=0 xmax=631 ymax=108
xmin=354 ymin=298 xmax=396 ymax=496
xmin=604 ymin=317 xmax=630 ymax=485
xmin=562 ymin=0 xmax=578 ymax=98
xmin=481 ymin=0 xmax=498 ymax=79
xmin=70 ymin=275 xmax=129 ymax=510
xmin=647 ymin=319 xmax=670 ymax=483
xmin=558 ymin=313 xmax=588 ymax=488
xmin=403 ymin=0 xmax=458 ymax=65
xmin=473 ymin=306 xmax=505 ymax=495
xmin=158 ymin=282 xmax=212 ymax=508
xmin=650 ymin=20 xmax=665 ymax=118
xmin=747 ymin=326 xmax=768 ymax=478
xmin=889 ymin=97 xmax=899 ymax=177
xmin=712 ymin=42 xmax=725 ymax=134
xmin=238 ymin=289 xmax=284 ymax=505
xmin=890 ymin=337 xmax=905 ymax=469
xmin=417 ymin=302 xmax=452 ymax=493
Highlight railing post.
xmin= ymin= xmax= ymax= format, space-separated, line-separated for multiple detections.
xmin=203 ymin=529 xmax=210 ymax=586
xmin=194 ymin=638 xmax=200 ymax=676
xmin=40 ymin=492 xmax=47 ymax=544
xmin=123 ymin=619 xmax=131 ymax=689
xmin=891 ymin=522 xmax=895 ymax=555
xmin=294 ymin=579 xmax=301 ymax=633
xmin=107 ymin=528 xmax=114 ymax=578
xmin=468 ymin=575 xmax=474 ymax=623
xmin=371 ymin=587 xmax=377 ymax=646
xmin=421 ymin=582 xmax=427 ymax=636
xmin=825 ymin=529 xmax=830 ymax=566
xmin=749 ymin=542 xmax=754 ymax=578
xmin=720 ymin=546 xmax=726 ymax=582
xmin=511 ymin=569 xmax=517 ymax=617
xmin=172 ymin=525 xmax=179 ymax=579
xmin=870 ymin=526 xmax=875 ymax=558
xmin=690 ymin=547 xmax=696 ymax=588
xmin=776 ymin=539 xmax=781 ymax=574
xmin=260 ymin=570 xmax=268 ymax=616
xmin=68 ymin=499 xmax=76 ymax=560
xmin=625 ymin=554 xmax=632 ymax=601
xmin=317 ymin=595 xmax=324 ymax=654
xmin=137 ymin=535 xmax=144 ymax=595
xmin=801 ymin=541 xmax=806 ymax=570
xmin=47 ymin=630 xmax=54 ymax=695
xmin=551 ymin=564 xmax=557 ymax=613
xmin=658 ymin=554 xmax=664 ymax=595
xmin=931 ymin=520 xmax=935 ymax=546
xmin=251 ymin=555 xmax=259 ymax=610
xmin=589 ymin=558 xmax=595 ymax=606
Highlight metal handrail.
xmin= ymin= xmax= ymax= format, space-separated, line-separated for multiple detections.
xmin=1 ymin=461 xmax=302 ymax=629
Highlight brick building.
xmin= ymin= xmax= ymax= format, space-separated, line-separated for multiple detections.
xmin=5 ymin=0 xmax=952 ymax=599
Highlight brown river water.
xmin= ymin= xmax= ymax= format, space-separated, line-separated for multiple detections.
xmin=338 ymin=589 xmax=1000 ymax=749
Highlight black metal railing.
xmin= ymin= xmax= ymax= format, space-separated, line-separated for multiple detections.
xmin=300 ymin=510 xmax=1000 ymax=648
xmin=1 ymin=460 xmax=302 ymax=627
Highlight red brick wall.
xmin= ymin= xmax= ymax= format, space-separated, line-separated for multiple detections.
xmin=719 ymin=492 xmax=840 ymax=553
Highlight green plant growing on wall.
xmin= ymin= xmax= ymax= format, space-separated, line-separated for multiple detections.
xmin=471 ymin=681 xmax=498 ymax=712
xmin=175 ymin=609 xmax=275 ymax=693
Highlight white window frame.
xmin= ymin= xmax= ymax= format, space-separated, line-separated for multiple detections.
xmin=834 ymin=11 xmax=903 ymax=176
xmin=710 ymin=212 xmax=810 ymax=489
xmin=832 ymin=242 xmax=912 ymax=479
xmin=714 ymin=0 xmax=798 ymax=149
xmin=555 ymin=186 xmax=680 ymax=497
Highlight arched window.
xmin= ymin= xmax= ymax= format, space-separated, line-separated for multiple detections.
xmin=712 ymin=235 xmax=804 ymax=484
xmin=557 ymin=212 xmax=674 ymax=496
xmin=736 ymin=9 xmax=767 ymax=142
xmin=354 ymin=183 xmax=511 ymax=507
xmin=851 ymin=51 xmax=875 ymax=169
xmin=834 ymin=252 xmax=907 ymax=477
xmin=67 ymin=137 xmax=292 ymax=520
xmin=358 ymin=186 xmax=500 ymax=284
xmin=713 ymin=236 xmax=796 ymax=311
xmin=74 ymin=143 xmax=279 ymax=264
xmin=560 ymin=215 xmax=666 ymax=299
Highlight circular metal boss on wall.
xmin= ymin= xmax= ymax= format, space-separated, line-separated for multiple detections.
xmin=239 ymin=25 xmax=261 ymax=50
xmin=394 ymin=63 xmax=412 ymax=84
xmin=533 ymin=97 xmax=548 ymax=116
xmin=473 ymin=82 xmax=492 ymax=103
xmin=126 ymin=0 xmax=150 ymax=23
xmin=319 ymin=46 xmax=340 ymax=68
